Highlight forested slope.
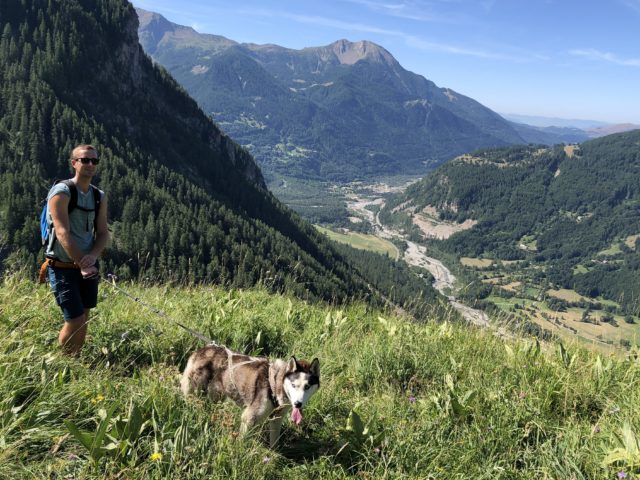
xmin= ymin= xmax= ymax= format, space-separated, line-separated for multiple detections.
xmin=382 ymin=132 xmax=640 ymax=314
xmin=0 ymin=0 xmax=439 ymax=310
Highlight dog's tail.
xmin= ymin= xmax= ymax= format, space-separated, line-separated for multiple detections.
xmin=180 ymin=356 xmax=195 ymax=397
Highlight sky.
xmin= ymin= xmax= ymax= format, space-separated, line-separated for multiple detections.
xmin=132 ymin=0 xmax=640 ymax=124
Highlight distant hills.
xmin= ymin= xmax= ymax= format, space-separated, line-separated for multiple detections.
xmin=0 ymin=0 xmax=442 ymax=311
xmin=503 ymin=113 xmax=640 ymax=139
xmin=500 ymin=113 xmax=610 ymax=130
xmin=136 ymin=9 xmax=588 ymax=182
xmin=381 ymin=130 xmax=640 ymax=315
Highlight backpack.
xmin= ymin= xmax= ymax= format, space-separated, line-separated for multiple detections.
xmin=40 ymin=179 xmax=102 ymax=246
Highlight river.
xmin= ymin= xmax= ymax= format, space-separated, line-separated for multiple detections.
xmin=346 ymin=192 xmax=493 ymax=330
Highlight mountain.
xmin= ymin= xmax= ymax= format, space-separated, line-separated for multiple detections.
xmin=507 ymin=122 xmax=590 ymax=144
xmin=381 ymin=131 xmax=640 ymax=317
xmin=501 ymin=114 xmax=640 ymax=141
xmin=136 ymin=9 xmax=566 ymax=182
xmin=0 ymin=0 xmax=442 ymax=310
xmin=500 ymin=113 xmax=610 ymax=130
xmin=586 ymin=124 xmax=640 ymax=138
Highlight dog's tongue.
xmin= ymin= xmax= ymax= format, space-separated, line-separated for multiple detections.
xmin=291 ymin=407 xmax=303 ymax=425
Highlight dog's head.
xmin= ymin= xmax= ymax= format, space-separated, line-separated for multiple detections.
xmin=283 ymin=357 xmax=320 ymax=425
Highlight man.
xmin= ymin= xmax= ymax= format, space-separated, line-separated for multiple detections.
xmin=45 ymin=144 xmax=109 ymax=354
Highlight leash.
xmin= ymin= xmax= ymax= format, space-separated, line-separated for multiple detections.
xmin=97 ymin=274 xmax=281 ymax=406
xmin=100 ymin=273 xmax=215 ymax=345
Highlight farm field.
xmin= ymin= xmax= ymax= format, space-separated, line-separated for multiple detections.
xmin=466 ymin=257 xmax=640 ymax=353
xmin=315 ymin=226 xmax=399 ymax=259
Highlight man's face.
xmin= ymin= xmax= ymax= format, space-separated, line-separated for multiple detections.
xmin=72 ymin=149 xmax=98 ymax=177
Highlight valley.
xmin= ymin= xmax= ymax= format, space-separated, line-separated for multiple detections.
xmin=329 ymin=182 xmax=494 ymax=330
xmin=319 ymin=177 xmax=640 ymax=353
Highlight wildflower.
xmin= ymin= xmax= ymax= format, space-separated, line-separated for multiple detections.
xmin=150 ymin=452 xmax=163 ymax=462
xmin=90 ymin=394 xmax=105 ymax=404
xmin=617 ymin=471 xmax=626 ymax=479
xmin=408 ymin=396 xmax=416 ymax=403
xmin=262 ymin=456 xmax=271 ymax=464
xmin=67 ymin=453 xmax=80 ymax=461
xmin=592 ymin=424 xmax=600 ymax=433
xmin=518 ymin=391 xmax=527 ymax=400
xmin=373 ymin=447 xmax=381 ymax=455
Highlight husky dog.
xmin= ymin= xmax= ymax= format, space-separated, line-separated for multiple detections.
xmin=181 ymin=344 xmax=320 ymax=447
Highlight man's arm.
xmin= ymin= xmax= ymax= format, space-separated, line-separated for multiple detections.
xmin=48 ymin=193 xmax=85 ymax=264
xmin=89 ymin=194 xmax=109 ymax=260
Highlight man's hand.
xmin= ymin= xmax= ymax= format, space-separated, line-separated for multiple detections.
xmin=79 ymin=254 xmax=97 ymax=268
xmin=81 ymin=265 xmax=99 ymax=279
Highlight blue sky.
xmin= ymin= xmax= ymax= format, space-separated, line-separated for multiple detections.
xmin=132 ymin=0 xmax=640 ymax=124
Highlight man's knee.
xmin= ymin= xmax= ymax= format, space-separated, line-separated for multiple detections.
xmin=65 ymin=313 xmax=86 ymax=328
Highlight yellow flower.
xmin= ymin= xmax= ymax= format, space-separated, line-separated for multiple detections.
xmin=150 ymin=452 xmax=163 ymax=462
xmin=90 ymin=394 xmax=105 ymax=404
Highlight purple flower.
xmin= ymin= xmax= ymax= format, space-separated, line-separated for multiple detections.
xmin=408 ymin=396 xmax=416 ymax=403
xmin=617 ymin=471 xmax=626 ymax=479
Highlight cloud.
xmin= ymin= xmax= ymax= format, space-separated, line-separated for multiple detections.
xmin=281 ymin=12 xmax=406 ymax=36
xmin=569 ymin=49 xmax=640 ymax=67
xmin=337 ymin=0 xmax=480 ymax=24
xmin=620 ymin=0 xmax=640 ymax=14
xmin=242 ymin=10 xmax=542 ymax=62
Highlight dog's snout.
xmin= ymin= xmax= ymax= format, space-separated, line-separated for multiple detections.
xmin=294 ymin=401 xmax=302 ymax=408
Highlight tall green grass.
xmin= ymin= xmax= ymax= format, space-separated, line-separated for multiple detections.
xmin=1 ymin=275 xmax=639 ymax=479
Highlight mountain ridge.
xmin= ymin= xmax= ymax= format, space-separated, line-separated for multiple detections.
xmin=380 ymin=130 xmax=640 ymax=321
xmin=136 ymin=8 xmax=541 ymax=182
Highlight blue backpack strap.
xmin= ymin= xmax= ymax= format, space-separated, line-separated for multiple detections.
xmin=41 ymin=179 xmax=78 ymax=248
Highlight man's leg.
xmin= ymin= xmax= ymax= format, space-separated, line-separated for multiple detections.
xmin=58 ymin=308 xmax=90 ymax=355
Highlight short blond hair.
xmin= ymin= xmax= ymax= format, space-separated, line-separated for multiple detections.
xmin=70 ymin=144 xmax=97 ymax=161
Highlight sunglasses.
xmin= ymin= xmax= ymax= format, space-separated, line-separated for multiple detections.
xmin=74 ymin=157 xmax=100 ymax=165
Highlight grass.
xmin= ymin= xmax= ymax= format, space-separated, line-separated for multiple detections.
xmin=547 ymin=289 xmax=589 ymax=303
xmin=460 ymin=258 xmax=493 ymax=268
xmin=574 ymin=265 xmax=590 ymax=274
xmin=598 ymin=243 xmax=623 ymax=257
xmin=315 ymin=226 xmax=399 ymax=259
xmin=1 ymin=275 xmax=640 ymax=479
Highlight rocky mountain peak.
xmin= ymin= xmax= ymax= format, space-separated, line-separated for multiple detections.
xmin=328 ymin=39 xmax=398 ymax=66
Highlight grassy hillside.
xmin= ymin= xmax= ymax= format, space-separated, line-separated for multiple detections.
xmin=315 ymin=226 xmax=399 ymax=259
xmin=1 ymin=275 xmax=639 ymax=479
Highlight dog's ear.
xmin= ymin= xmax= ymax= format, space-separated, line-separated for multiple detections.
xmin=310 ymin=358 xmax=320 ymax=376
xmin=287 ymin=356 xmax=298 ymax=372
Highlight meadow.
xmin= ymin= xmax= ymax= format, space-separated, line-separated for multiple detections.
xmin=314 ymin=226 xmax=399 ymax=259
xmin=1 ymin=275 xmax=639 ymax=479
